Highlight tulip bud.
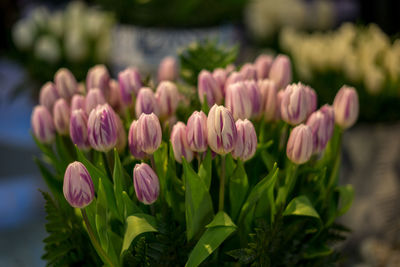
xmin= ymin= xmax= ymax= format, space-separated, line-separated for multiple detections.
xmin=158 ymin=56 xmax=178 ymax=82
xmin=39 ymin=82 xmax=59 ymax=112
xmin=333 ymin=86 xmax=359 ymax=129
xmin=109 ymin=79 xmax=123 ymax=112
xmin=225 ymin=82 xmax=252 ymax=120
xmin=115 ymin=114 xmax=127 ymax=153
xmin=198 ymin=70 xmax=223 ymax=107
xmin=86 ymin=64 xmax=110 ymax=99
xmin=118 ymin=67 xmax=142 ymax=105
xmin=269 ymin=55 xmax=292 ymax=89
xmin=212 ymin=68 xmax=228 ymax=95
xmin=70 ymin=94 xmax=86 ymax=112
xmin=31 ymin=105 xmax=56 ymax=144
xmin=54 ymin=68 xmax=77 ymax=100
xmin=320 ymin=104 xmax=335 ymax=138
xmin=170 ymin=122 xmax=194 ymax=163
xmin=243 ymin=80 xmax=262 ymax=116
xmin=305 ymin=85 xmax=317 ymax=116
xmin=128 ymin=120 xmax=147 ymax=159
xmin=258 ymin=79 xmax=277 ymax=121
xmin=53 ymin=99 xmax=70 ymax=135
xmin=87 ymin=104 xmax=118 ymax=152
xmin=136 ymin=113 xmax=162 ymax=154
xmin=155 ymin=81 xmax=179 ymax=118
xmin=224 ymin=71 xmax=244 ymax=92
xmin=306 ymin=110 xmax=331 ymax=154
xmin=286 ymin=124 xmax=313 ymax=164
xmin=70 ymin=109 xmax=90 ymax=150
xmin=187 ymin=111 xmax=208 ymax=152
xmin=85 ymin=88 xmax=106 ymax=115
xmin=63 ymin=161 xmax=94 ymax=208
xmin=133 ymin=163 xmax=160 ymax=205
xmin=232 ymin=119 xmax=257 ymax=161
xmin=240 ymin=63 xmax=258 ymax=81
xmin=207 ymin=104 xmax=237 ymax=154
xmin=225 ymin=64 xmax=236 ymax=73
xmin=135 ymin=87 xmax=159 ymax=118
xmin=280 ymin=83 xmax=308 ymax=125
xmin=255 ymin=54 xmax=273 ymax=80
xmin=275 ymin=90 xmax=285 ymax=121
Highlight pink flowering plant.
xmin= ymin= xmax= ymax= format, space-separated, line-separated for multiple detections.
xmin=32 ymin=45 xmax=358 ymax=266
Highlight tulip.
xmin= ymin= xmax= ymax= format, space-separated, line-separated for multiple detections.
xmin=225 ymin=64 xmax=236 ymax=73
xmin=320 ymin=104 xmax=335 ymax=138
xmin=87 ymin=104 xmax=118 ymax=152
xmin=275 ymin=90 xmax=285 ymax=121
xmin=258 ymin=79 xmax=277 ymax=121
xmin=155 ymin=81 xmax=179 ymax=118
xmin=31 ymin=105 xmax=56 ymax=144
xmin=63 ymin=161 xmax=94 ymax=208
xmin=128 ymin=120 xmax=147 ymax=159
xmin=136 ymin=113 xmax=162 ymax=154
xmin=187 ymin=111 xmax=208 ymax=152
xmin=115 ymin=114 xmax=127 ymax=153
xmin=212 ymin=68 xmax=228 ymax=95
xmin=269 ymin=55 xmax=292 ymax=89
xmin=108 ymin=79 xmax=123 ymax=112
xmin=306 ymin=110 xmax=331 ymax=154
xmin=225 ymin=82 xmax=252 ymax=120
xmin=280 ymin=83 xmax=309 ymax=125
xmin=85 ymin=88 xmax=106 ymax=115
xmin=86 ymin=64 xmax=110 ymax=99
xmin=255 ymin=54 xmax=273 ymax=80
xmin=232 ymin=119 xmax=257 ymax=161
xmin=118 ymin=67 xmax=142 ymax=105
xmin=198 ymin=70 xmax=223 ymax=107
xmin=39 ymin=82 xmax=59 ymax=112
xmin=135 ymin=87 xmax=159 ymax=117
xmin=53 ymin=99 xmax=70 ymax=135
xmin=240 ymin=63 xmax=258 ymax=81
xmin=133 ymin=163 xmax=160 ymax=205
xmin=333 ymin=86 xmax=359 ymax=129
xmin=54 ymin=68 xmax=77 ymax=100
xmin=158 ymin=56 xmax=178 ymax=82
xmin=70 ymin=109 xmax=90 ymax=150
xmin=224 ymin=71 xmax=244 ymax=92
xmin=207 ymin=104 xmax=237 ymax=154
xmin=70 ymin=94 xmax=86 ymax=112
xmin=286 ymin=124 xmax=313 ymax=164
xmin=305 ymin=85 xmax=317 ymax=116
xmin=243 ymin=80 xmax=262 ymax=116
xmin=170 ymin=122 xmax=194 ymax=163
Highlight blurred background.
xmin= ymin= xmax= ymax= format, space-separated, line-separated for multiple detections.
xmin=1 ymin=0 xmax=400 ymax=266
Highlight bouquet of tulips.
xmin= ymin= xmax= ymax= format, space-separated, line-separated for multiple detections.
xmin=31 ymin=52 xmax=358 ymax=266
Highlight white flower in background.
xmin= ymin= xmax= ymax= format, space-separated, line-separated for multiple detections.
xmin=312 ymin=0 xmax=335 ymax=30
xmin=364 ymin=66 xmax=385 ymax=95
xmin=34 ymin=35 xmax=61 ymax=64
xmin=48 ymin=12 xmax=64 ymax=37
xmin=96 ymin=33 xmax=112 ymax=62
xmin=65 ymin=29 xmax=88 ymax=62
xmin=85 ymin=10 xmax=112 ymax=39
xmin=12 ymin=19 xmax=35 ymax=50
xmin=31 ymin=7 xmax=49 ymax=29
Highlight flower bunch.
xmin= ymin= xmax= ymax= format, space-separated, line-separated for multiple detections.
xmin=32 ymin=53 xmax=358 ymax=266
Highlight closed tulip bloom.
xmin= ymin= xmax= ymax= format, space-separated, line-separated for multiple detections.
xmin=255 ymin=54 xmax=273 ymax=80
xmin=136 ymin=87 xmax=159 ymax=117
xmin=115 ymin=114 xmax=127 ymax=153
xmin=275 ymin=90 xmax=285 ymax=120
xmin=225 ymin=64 xmax=236 ymax=73
xmin=280 ymin=83 xmax=308 ymax=125
xmin=31 ymin=105 xmax=56 ymax=144
xmin=170 ymin=122 xmax=194 ymax=163
xmin=225 ymin=72 xmax=244 ymax=91
xmin=85 ymin=88 xmax=106 ymax=114
xmin=320 ymin=104 xmax=335 ymax=138
xmin=118 ymin=67 xmax=142 ymax=105
xmin=86 ymin=64 xmax=110 ymax=99
xmin=286 ymin=124 xmax=313 ymax=164
xmin=133 ymin=163 xmax=160 ymax=205
xmin=258 ymin=79 xmax=277 ymax=121
xmin=240 ymin=63 xmax=258 ymax=81
xmin=158 ymin=56 xmax=178 ymax=82
xmin=207 ymin=104 xmax=238 ymax=155
xmin=70 ymin=109 xmax=90 ymax=150
xmin=243 ymin=80 xmax=262 ymax=116
xmin=198 ymin=70 xmax=223 ymax=107
xmin=155 ymin=81 xmax=179 ymax=118
xmin=307 ymin=111 xmax=331 ymax=154
xmin=212 ymin=68 xmax=228 ymax=94
xmin=53 ymin=98 xmax=70 ymax=135
xmin=186 ymin=111 xmax=208 ymax=152
xmin=128 ymin=120 xmax=147 ymax=159
xmin=109 ymin=79 xmax=123 ymax=112
xmin=136 ymin=113 xmax=162 ymax=154
xmin=269 ymin=55 xmax=292 ymax=89
xmin=333 ymin=86 xmax=359 ymax=129
xmin=70 ymin=94 xmax=86 ymax=112
xmin=232 ymin=119 xmax=257 ymax=161
xmin=225 ymin=82 xmax=253 ymax=120
xmin=87 ymin=104 xmax=118 ymax=152
xmin=63 ymin=161 xmax=94 ymax=208
xmin=54 ymin=68 xmax=77 ymax=100
xmin=305 ymin=86 xmax=317 ymax=116
xmin=39 ymin=82 xmax=59 ymax=112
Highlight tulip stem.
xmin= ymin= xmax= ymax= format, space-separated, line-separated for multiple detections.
xmin=81 ymin=209 xmax=114 ymax=267
xmin=218 ymin=155 xmax=226 ymax=211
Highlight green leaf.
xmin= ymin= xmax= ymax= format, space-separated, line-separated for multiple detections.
xmin=183 ymin=157 xmax=214 ymax=241
xmin=229 ymin=160 xmax=249 ymax=221
xmin=153 ymin=142 xmax=168 ymax=202
xmin=186 ymin=212 xmax=237 ymax=267
xmin=225 ymin=154 xmax=236 ymax=181
xmin=336 ymin=185 xmax=354 ymax=217
xmin=55 ymin=135 xmax=74 ymax=169
xmin=122 ymin=191 xmax=142 ymax=217
xmin=113 ymin=149 xmax=125 ymax=220
xmin=198 ymin=149 xmax=212 ymax=190
xmin=96 ymin=178 xmax=109 ymax=251
xmin=283 ymin=196 xmax=321 ymax=220
xmin=121 ymin=214 xmax=158 ymax=255
xmin=201 ymin=95 xmax=210 ymax=114
xmin=303 ymin=244 xmax=333 ymax=259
